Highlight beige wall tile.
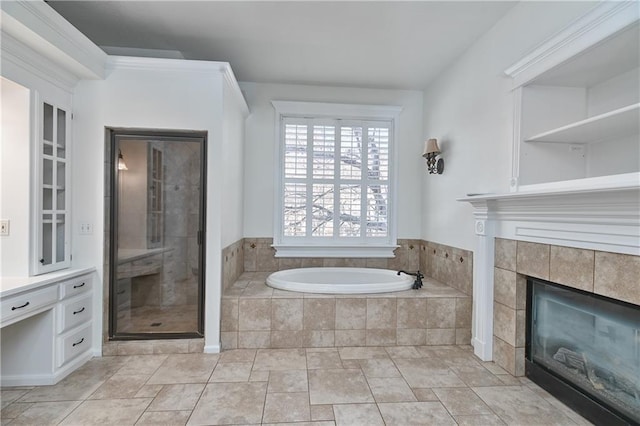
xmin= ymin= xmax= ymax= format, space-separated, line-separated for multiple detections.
xmin=550 ymin=246 xmax=594 ymax=292
xmin=366 ymin=329 xmax=397 ymax=346
xmin=303 ymin=330 xmax=335 ymax=347
xmin=426 ymin=298 xmax=456 ymax=329
xmin=493 ymin=302 xmax=516 ymax=347
xmin=238 ymin=331 xmax=271 ymax=349
xmin=455 ymin=328 xmax=471 ymax=345
xmin=301 ymin=258 xmax=324 ymax=268
xmin=152 ymin=340 xmax=189 ymax=354
xmin=188 ymin=339 xmax=205 ymax=353
xmin=221 ymin=332 xmax=238 ymax=350
xmin=270 ymin=331 xmax=303 ymax=348
xmin=221 ymin=298 xmax=239 ymax=332
xmin=367 ymin=299 xmax=397 ymax=330
xmin=366 ymin=258 xmax=389 ymax=269
xmin=493 ymin=268 xmax=526 ymax=310
xmin=336 ymin=299 xmax=366 ymax=330
xmin=278 ymin=258 xmax=302 ymax=270
xmin=594 ymin=251 xmax=640 ymax=306
xmin=455 ymin=297 xmax=472 ymax=328
xmin=272 ymin=299 xmax=303 ymax=331
xmin=303 ymin=299 xmax=336 ymax=330
xmin=117 ymin=341 xmax=154 ymax=355
xmin=495 ymin=238 xmax=516 ymax=271
xmin=335 ymin=330 xmax=366 ymax=346
xmin=425 ymin=329 xmax=455 ymax=345
xmin=396 ymin=329 xmax=426 ymax=346
xmin=256 ymin=246 xmax=278 ymax=271
xmin=239 ymin=299 xmax=271 ymax=331
xmin=516 ymin=241 xmax=549 ymax=280
xmin=397 ymin=298 xmax=427 ymax=329
xmin=492 ymin=336 xmax=516 ymax=376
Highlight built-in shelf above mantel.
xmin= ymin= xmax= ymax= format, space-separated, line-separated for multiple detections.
xmin=524 ymin=103 xmax=639 ymax=144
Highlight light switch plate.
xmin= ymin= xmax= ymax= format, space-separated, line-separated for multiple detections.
xmin=0 ymin=220 xmax=9 ymax=236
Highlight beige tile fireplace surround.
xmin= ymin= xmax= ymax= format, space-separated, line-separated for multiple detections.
xmin=492 ymin=239 xmax=640 ymax=376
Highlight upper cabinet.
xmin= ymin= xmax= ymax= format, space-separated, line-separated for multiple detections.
xmin=35 ymin=97 xmax=72 ymax=274
xmin=505 ymin=1 xmax=639 ymax=192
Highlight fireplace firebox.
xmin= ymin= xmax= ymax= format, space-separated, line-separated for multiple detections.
xmin=526 ymin=278 xmax=640 ymax=425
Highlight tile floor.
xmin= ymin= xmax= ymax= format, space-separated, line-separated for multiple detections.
xmin=1 ymin=345 xmax=591 ymax=425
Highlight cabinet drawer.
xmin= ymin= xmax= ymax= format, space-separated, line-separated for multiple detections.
xmin=59 ymin=274 xmax=92 ymax=300
xmin=58 ymin=323 xmax=92 ymax=367
xmin=1 ymin=285 xmax=58 ymax=326
xmin=58 ymin=294 xmax=92 ymax=334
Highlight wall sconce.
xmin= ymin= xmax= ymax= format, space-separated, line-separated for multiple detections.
xmin=422 ymin=138 xmax=444 ymax=174
xmin=118 ymin=149 xmax=128 ymax=171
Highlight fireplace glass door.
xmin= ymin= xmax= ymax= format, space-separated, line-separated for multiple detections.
xmin=529 ymin=279 xmax=640 ymax=423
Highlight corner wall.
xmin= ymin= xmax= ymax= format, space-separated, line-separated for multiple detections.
xmin=420 ymin=1 xmax=598 ymax=251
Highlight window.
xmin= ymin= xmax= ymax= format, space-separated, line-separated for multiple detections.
xmin=272 ymin=101 xmax=402 ymax=257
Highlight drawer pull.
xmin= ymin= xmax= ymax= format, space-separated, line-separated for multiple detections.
xmin=117 ymin=289 xmax=125 ymax=295
xmin=72 ymin=338 xmax=85 ymax=347
xmin=73 ymin=307 xmax=85 ymax=315
xmin=73 ymin=282 xmax=86 ymax=289
xmin=11 ymin=301 xmax=30 ymax=311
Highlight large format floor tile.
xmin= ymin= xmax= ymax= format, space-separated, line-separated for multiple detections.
xmin=308 ymin=369 xmax=374 ymax=405
xmin=0 ymin=344 xmax=591 ymax=425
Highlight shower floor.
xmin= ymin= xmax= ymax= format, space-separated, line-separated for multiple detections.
xmin=118 ymin=304 xmax=198 ymax=333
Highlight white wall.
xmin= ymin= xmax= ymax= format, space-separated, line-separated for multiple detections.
xmin=221 ymin=82 xmax=247 ymax=247
xmin=73 ymin=59 xmax=242 ymax=352
xmin=0 ymin=78 xmax=31 ymax=276
xmin=421 ymin=1 xmax=598 ymax=251
xmin=241 ymin=82 xmax=424 ymax=239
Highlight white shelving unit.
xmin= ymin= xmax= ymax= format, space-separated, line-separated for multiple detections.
xmin=525 ymin=103 xmax=640 ymax=144
xmin=505 ymin=2 xmax=640 ymax=192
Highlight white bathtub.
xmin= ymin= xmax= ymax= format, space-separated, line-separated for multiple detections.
xmin=266 ymin=267 xmax=414 ymax=294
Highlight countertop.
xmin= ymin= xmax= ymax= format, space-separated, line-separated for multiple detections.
xmin=0 ymin=267 xmax=95 ymax=299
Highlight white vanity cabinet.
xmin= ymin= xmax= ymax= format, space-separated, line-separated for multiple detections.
xmin=505 ymin=2 xmax=639 ymax=192
xmin=0 ymin=268 xmax=95 ymax=386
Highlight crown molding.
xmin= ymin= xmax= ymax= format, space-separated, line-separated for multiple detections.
xmin=1 ymin=1 xmax=107 ymax=80
xmin=504 ymin=1 xmax=639 ymax=88
xmin=1 ymin=30 xmax=78 ymax=92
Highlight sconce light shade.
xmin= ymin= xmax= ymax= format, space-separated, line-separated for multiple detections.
xmin=118 ymin=150 xmax=128 ymax=171
xmin=422 ymin=138 xmax=444 ymax=174
xmin=423 ymin=138 xmax=441 ymax=156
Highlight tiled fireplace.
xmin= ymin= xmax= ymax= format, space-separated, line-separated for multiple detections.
xmin=492 ymin=239 xmax=639 ymax=377
xmin=463 ymin=184 xmax=640 ymax=424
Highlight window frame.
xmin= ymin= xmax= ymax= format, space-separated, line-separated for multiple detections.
xmin=272 ymin=101 xmax=402 ymax=258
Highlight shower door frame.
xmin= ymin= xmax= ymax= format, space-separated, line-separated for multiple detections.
xmin=107 ymin=128 xmax=207 ymax=340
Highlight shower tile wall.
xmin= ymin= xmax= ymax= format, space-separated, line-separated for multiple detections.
xmin=162 ymin=142 xmax=200 ymax=306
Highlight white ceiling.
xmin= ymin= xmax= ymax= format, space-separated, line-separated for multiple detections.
xmin=46 ymin=1 xmax=516 ymax=90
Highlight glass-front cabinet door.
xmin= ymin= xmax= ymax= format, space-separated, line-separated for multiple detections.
xmin=34 ymin=99 xmax=71 ymax=274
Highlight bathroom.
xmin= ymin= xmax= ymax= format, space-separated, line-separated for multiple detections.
xmin=1 ymin=1 xmax=639 ymax=424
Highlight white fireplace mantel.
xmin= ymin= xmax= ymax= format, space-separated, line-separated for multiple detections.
xmin=458 ymin=180 xmax=640 ymax=361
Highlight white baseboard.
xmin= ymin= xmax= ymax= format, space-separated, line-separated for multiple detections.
xmin=203 ymin=343 xmax=220 ymax=354
xmin=0 ymin=351 xmax=93 ymax=386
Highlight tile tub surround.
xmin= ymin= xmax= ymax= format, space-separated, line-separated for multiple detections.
xmin=0 ymin=345 xmax=590 ymax=425
xmin=221 ymin=273 xmax=472 ymax=350
xmin=240 ymin=238 xmax=473 ymax=297
xmin=493 ymin=238 xmax=640 ymax=376
xmin=221 ymin=239 xmax=244 ymax=292
xmin=243 ymin=238 xmax=423 ymax=273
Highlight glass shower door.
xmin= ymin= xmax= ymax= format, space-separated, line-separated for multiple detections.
xmin=110 ymin=131 xmax=205 ymax=338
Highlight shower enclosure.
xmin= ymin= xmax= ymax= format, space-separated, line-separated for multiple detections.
xmin=108 ymin=129 xmax=206 ymax=338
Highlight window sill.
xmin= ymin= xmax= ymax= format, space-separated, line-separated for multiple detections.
xmin=272 ymin=244 xmax=399 ymax=258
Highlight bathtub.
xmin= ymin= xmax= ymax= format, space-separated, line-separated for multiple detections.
xmin=266 ymin=267 xmax=414 ymax=294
